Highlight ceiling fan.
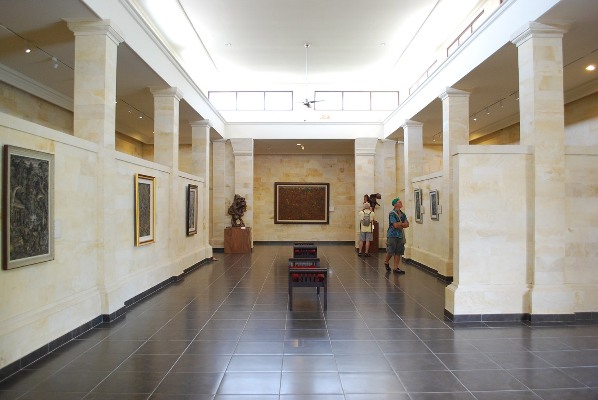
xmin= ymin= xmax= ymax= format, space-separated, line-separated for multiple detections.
xmin=300 ymin=43 xmax=323 ymax=109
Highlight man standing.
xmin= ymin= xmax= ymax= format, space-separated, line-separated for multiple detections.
xmin=384 ymin=197 xmax=409 ymax=273
xmin=358 ymin=202 xmax=375 ymax=257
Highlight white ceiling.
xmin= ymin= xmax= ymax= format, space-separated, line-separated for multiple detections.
xmin=1 ymin=0 xmax=597 ymax=154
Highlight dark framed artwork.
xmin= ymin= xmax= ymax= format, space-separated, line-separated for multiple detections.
xmin=414 ymin=188 xmax=423 ymax=223
xmin=186 ymin=184 xmax=198 ymax=236
xmin=2 ymin=145 xmax=55 ymax=270
xmin=134 ymin=173 xmax=156 ymax=246
xmin=430 ymin=189 xmax=439 ymax=221
xmin=274 ymin=182 xmax=329 ymax=224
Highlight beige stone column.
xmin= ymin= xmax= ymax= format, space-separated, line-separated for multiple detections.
xmin=376 ymin=140 xmax=399 ymax=249
xmin=230 ymin=138 xmax=254 ymax=246
xmin=512 ymin=22 xmax=569 ymax=315
xmin=67 ymin=19 xmax=123 ymax=148
xmin=150 ymin=87 xmax=183 ymax=169
xmin=402 ymin=120 xmax=424 ymax=256
xmin=355 ymin=138 xmax=378 ymax=248
xmin=439 ymin=88 xmax=470 ymax=278
xmin=190 ymin=120 xmax=211 ymax=251
xmin=67 ymin=19 xmax=123 ymax=315
xmin=211 ymin=140 xmax=228 ymax=249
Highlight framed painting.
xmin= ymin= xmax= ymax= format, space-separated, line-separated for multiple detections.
xmin=274 ymin=182 xmax=329 ymax=224
xmin=2 ymin=145 xmax=55 ymax=270
xmin=135 ymin=173 xmax=156 ymax=246
xmin=430 ymin=189 xmax=439 ymax=221
xmin=414 ymin=188 xmax=423 ymax=223
xmin=186 ymin=184 xmax=198 ymax=236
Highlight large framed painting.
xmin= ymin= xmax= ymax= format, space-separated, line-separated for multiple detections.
xmin=430 ymin=189 xmax=439 ymax=221
xmin=274 ymin=182 xmax=329 ymax=224
xmin=414 ymin=188 xmax=423 ymax=223
xmin=2 ymin=145 xmax=55 ymax=270
xmin=134 ymin=173 xmax=156 ymax=246
xmin=186 ymin=184 xmax=198 ymax=236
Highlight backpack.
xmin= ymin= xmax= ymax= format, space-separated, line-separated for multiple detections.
xmin=361 ymin=210 xmax=372 ymax=227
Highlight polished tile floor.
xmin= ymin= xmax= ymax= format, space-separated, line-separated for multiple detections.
xmin=1 ymin=244 xmax=598 ymax=400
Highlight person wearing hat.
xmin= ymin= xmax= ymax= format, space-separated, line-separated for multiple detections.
xmin=384 ymin=197 xmax=409 ymax=273
xmin=358 ymin=202 xmax=375 ymax=256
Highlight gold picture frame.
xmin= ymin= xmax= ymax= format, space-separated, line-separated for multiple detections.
xmin=135 ymin=174 xmax=156 ymax=246
xmin=186 ymin=184 xmax=198 ymax=236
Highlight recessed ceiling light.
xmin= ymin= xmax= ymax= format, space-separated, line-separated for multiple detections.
xmin=224 ymin=43 xmax=232 ymax=47
xmin=586 ymin=64 xmax=596 ymax=71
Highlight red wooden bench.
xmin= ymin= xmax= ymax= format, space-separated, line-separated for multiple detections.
xmin=288 ymin=257 xmax=328 ymax=311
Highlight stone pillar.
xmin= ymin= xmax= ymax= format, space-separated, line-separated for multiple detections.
xmin=355 ymin=138 xmax=378 ymax=248
xmin=439 ymin=88 xmax=470 ymax=278
xmin=67 ymin=19 xmax=123 ymax=148
xmin=402 ymin=120 xmax=424 ymax=256
xmin=67 ymin=19 xmax=123 ymax=315
xmin=377 ymin=140 xmax=399 ymax=249
xmin=150 ymin=87 xmax=183 ymax=169
xmin=190 ymin=120 xmax=211 ymax=251
xmin=230 ymin=138 xmax=254 ymax=245
xmin=211 ymin=140 xmax=228 ymax=249
xmin=511 ymin=22 xmax=569 ymax=315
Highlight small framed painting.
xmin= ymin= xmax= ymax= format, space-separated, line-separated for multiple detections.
xmin=135 ymin=174 xmax=156 ymax=246
xmin=3 ymin=145 xmax=55 ymax=269
xmin=430 ymin=190 xmax=439 ymax=221
xmin=414 ymin=188 xmax=423 ymax=223
xmin=186 ymin=184 xmax=198 ymax=236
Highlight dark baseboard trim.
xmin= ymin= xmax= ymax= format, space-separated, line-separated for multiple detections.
xmin=0 ymin=257 xmax=213 ymax=382
xmin=213 ymin=248 xmax=224 ymax=253
xmin=403 ymin=258 xmax=453 ymax=283
xmin=445 ymin=309 xmax=598 ymax=324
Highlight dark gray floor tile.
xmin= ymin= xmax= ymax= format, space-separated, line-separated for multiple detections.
xmin=334 ymin=354 xmax=393 ymax=372
xmin=345 ymin=394 xmax=411 ymax=400
xmin=423 ymin=339 xmax=480 ymax=353
xmin=185 ymin=341 xmax=237 ymax=355
xmin=507 ymin=368 xmax=586 ymax=389
xmin=533 ymin=350 xmax=598 ymax=367
xmin=281 ymin=372 xmax=343 ymax=394
xmin=117 ymin=354 xmax=179 ymax=372
xmin=227 ymin=355 xmax=283 ymax=371
xmin=533 ymin=388 xmax=598 ymax=400
xmin=436 ymin=352 xmax=500 ymax=370
xmin=561 ymin=366 xmax=598 ymax=387
xmin=218 ymin=372 xmax=281 ymax=394
xmin=330 ymin=340 xmax=382 ymax=355
xmin=486 ymin=351 xmax=553 ymax=369
xmin=284 ymin=340 xmax=332 ymax=355
xmin=339 ymin=372 xmax=404 ymax=394
xmin=452 ymin=370 xmax=527 ymax=391
xmin=234 ymin=341 xmax=284 ymax=354
xmin=31 ymin=367 xmax=110 ymax=393
xmin=386 ymin=353 xmax=447 ymax=371
xmin=171 ymin=354 xmax=231 ymax=373
xmin=409 ymin=393 xmax=477 ymax=400
xmin=154 ymin=372 xmax=223 ymax=394
xmin=397 ymin=370 xmax=467 ymax=392
xmin=91 ymin=371 xmax=166 ymax=394
xmin=282 ymin=355 xmax=338 ymax=372
xmin=471 ymin=390 xmax=543 ymax=400
xmin=377 ymin=339 xmax=431 ymax=354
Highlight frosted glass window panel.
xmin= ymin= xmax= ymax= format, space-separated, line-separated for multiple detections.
xmin=265 ymin=92 xmax=292 ymax=110
xmin=343 ymin=92 xmax=370 ymax=110
xmin=237 ymin=92 xmax=265 ymax=110
xmin=314 ymin=92 xmax=342 ymax=111
xmin=209 ymin=92 xmax=236 ymax=110
xmin=371 ymin=92 xmax=399 ymax=110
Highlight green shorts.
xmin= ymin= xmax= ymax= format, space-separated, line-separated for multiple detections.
xmin=386 ymin=237 xmax=405 ymax=255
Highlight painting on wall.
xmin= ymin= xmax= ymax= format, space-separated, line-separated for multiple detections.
xmin=414 ymin=188 xmax=423 ymax=223
xmin=274 ymin=182 xmax=329 ymax=224
xmin=186 ymin=184 xmax=198 ymax=236
xmin=430 ymin=189 xmax=439 ymax=221
xmin=2 ymin=145 xmax=55 ymax=270
xmin=135 ymin=174 xmax=156 ymax=246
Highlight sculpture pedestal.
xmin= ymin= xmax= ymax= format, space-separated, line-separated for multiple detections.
xmin=224 ymin=227 xmax=252 ymax=253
